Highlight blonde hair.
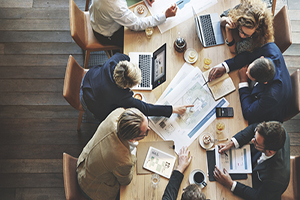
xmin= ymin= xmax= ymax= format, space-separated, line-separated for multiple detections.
xmin=117 ymin=108 xmax=145 ymax=140
xmin=229 ymin=0 xmax=274 ymax=51
xmin=113 ymin=60 xmax=141 ymax=88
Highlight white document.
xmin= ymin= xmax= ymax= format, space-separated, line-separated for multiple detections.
xmin=145 ymin=0 xmax=218 ymax=33
xmin=149 ymin=66 xmax=228 ymax=153
xmin=215 ymin=144 xmax=252 ymax=174
xmin=143 ymin=146 xmax=176 ymax=179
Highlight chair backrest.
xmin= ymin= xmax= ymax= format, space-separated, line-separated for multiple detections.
xmin=63 ymin=153 xmax=88 ymax=200
xmin=273 ymin=5 xmax=292 ymax=53
xmin=282 ymin=155 xmax=300 ymax=200
xmin=63 ymin=55 xmax=88 ymax=111
xmin=284 ymin=69 xmax=300 ymax=121
xmin=69 ymin=0 xmax=87 ymax=50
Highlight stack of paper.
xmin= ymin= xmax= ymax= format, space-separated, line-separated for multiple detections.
xmin=149 ymin=63 xmax=229 ymax=154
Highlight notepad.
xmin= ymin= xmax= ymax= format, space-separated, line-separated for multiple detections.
xmin=143 ymin=146 xmax=176 ymax=179
xmin=202 ymin=69 xmax=236 ymax=100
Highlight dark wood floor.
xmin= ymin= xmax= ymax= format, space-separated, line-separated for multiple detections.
xmin=0 ymin=0 xmax=299 ymax=199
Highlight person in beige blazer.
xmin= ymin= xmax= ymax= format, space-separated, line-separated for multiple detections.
xmin=77 ymin=108 xmax=149 ymax=200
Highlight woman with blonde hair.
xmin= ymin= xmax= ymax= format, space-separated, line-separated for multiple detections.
xmin=80 ymin=53 xmax=193 ymax=123
xmin=220 ymin=0 xmax=274 ymax=54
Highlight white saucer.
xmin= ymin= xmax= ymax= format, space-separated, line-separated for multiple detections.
xmin=134 ymin=5 xmax=148 ymax=18
xmin=184 ymin=48 xmax=198 ymax=64
xmin=199 ymin=132 xmax=214 ymax=150
xmin=188 ymin=169 xmax=207 ymax=188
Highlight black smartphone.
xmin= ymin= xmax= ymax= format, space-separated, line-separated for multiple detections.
xmin=216 ymin=107 xmax=234 ymax=117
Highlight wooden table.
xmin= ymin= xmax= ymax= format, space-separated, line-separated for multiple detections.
xmin=121 ymin=1 xmax=251 ymax=199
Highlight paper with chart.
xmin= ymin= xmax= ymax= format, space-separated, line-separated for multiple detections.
xmin=215 ymin=144 xmax=252 ymax=173
xmin=149 ymin=66 xmax=229 ymax=153
xmin=145 ymin=0 xmax=218 ymax=33
xmin=143 ymin=146 xmax=176 ymax=179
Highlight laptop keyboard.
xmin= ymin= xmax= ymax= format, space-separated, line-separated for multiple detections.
xmin=199 ymin=14 xmax=217 ymax=46
xmin=138 ymin=54 xmax=151 ymax=88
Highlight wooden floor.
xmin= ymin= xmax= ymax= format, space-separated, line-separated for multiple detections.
xmin=0 ymin=0 xmax=299 ymax=199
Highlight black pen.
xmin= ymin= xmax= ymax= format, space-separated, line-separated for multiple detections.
xmin=177 ymin=0 xmax=183 ymax=6
xmin=203 ymin=79 xmax=210 ymax=86
xmin=218 ymin=145 xmax=228 ymax=157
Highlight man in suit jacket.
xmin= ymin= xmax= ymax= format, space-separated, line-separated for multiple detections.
xmin=208 ymin=42 xmax=292 ymax=124
xmin=214 ymin=121 xmax=290 ymax=200
xmin=80 ymin=53 xmax=192 ymax=123
xmin=77 ymin=108 xmax=149 ymax=200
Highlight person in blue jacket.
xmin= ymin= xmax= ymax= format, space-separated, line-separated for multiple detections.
xmin=80 ymin=53 xmax=193 ymax=122
xmin=208 ymin=42 xmax=292 ymax=124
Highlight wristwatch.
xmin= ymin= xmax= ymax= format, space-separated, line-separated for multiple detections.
xmin=225 ymin=38 xmax=235 ymax=47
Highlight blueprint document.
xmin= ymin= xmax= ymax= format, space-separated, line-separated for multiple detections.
xmin=145 ymin=0 xmax=217 ymax=33
xmin=149 ymin=65 xmax=228 ymax=153
xmin=215 ymin=144 xmax=252 ymax=173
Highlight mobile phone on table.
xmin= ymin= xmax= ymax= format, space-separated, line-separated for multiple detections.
xmin=216 ymin=107 xmax=234 ymax=117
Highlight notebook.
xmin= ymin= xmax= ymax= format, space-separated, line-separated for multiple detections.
xmin=192 ymin=7 xmax=224 ymax=47
xmin=129 ymin=43 xmax=167 ymax=90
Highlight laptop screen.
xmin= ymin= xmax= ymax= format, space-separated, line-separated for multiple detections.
xmin=152 ymin=43 xmax=166 ymax=89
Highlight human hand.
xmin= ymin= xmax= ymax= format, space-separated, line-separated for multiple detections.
xmin=224 ymin=17 xmax=237 ymax=30
xmin=238 ymin=66 xmax=248 ymax=82
xmin=217 ymin=140 xmax=234 ymax=154
xmin=213 ymin=166 xmax=233 ymax=189
xmin=176 ymin=146 xmax=192 ymax=173
xmin=208 ymin=64 xmax=226 ymax=82
xmin=146 ymin=0 xmax=155 ymax=7
xmin=165 ymin=3 xmax=177 ymax=18
xmin=173 ymin=105 xmax=194 ymax=115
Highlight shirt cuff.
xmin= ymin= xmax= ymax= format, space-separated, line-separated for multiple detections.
xmin=239 ymin=82 xmax=249 ymax=89
xmin=231 ymin=181 xmax=237 ymax=192
xmin=222 ymin=62 xmax=230 ymax=73
xmin=157 ymin=13 xmax=166 ymax=22
xmin=231 ymin=137 xmax=239 ymax=148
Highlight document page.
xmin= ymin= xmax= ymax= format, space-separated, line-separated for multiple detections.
xmin=145 ymin=0 xmax=218 ymax=33
xmin=215 ymin=144 xmax=252 ymax=173
xmin=149 ymin=66 xmax=228 ymax=153
xmin=202 ymin=69 xmax=236 ymax=100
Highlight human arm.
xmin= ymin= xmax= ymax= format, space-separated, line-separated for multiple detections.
xmin=110 ymin=2 xmax=176 ymax=31
xmin=239 ymin=83 xmax=281 ymax=123
xmin=172 ymin=105 xmax=194 ymax=115
xmin=113 ymin=163 xmax=135 ymax=185
xmin=162 ymin=147 xmax=191 ymax=200
xmin=146 ymin=0 xmax=155 ymax=7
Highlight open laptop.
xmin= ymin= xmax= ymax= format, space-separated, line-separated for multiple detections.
xmin=192 ymin=7 xmax=224 ymax=47
xmin=129 ymin=43 xmax=166 ymax=90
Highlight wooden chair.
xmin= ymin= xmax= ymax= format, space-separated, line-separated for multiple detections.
xmin=63 ymin=153 xmax=88 ymax=200
xmin=282 ymin=155 xmax=300 ymax=200
xmin=284 ymin=69 xmax=300 ymax=121
xmin=85 ymin=0 xmax=90 ymax=11
xmin=69 ymin=0 xmax=122 ymax=69
xmin=273 ymin=5 xmax=292 ymax=53
xmin=63 ymin=55 xmax=88 ymax=130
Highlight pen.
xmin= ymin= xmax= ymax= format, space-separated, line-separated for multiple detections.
xmin=218 ymin=145 xmax=228 ymax=157
xmin=177 ymin=0 xmax=183 ymax=6
xmin=203 ymin=79 xmax=210 ymax=86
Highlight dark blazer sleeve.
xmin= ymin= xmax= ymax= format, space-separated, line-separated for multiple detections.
xmin=239 ymin=84 xmax=280 ymax=122
xmin=162 ymin=170 xmax=184 ymax=200
xmin=119 ymin=95 xmax=173 ymax=117
xmin=234 ymin=180 xmax=283 ymax=200
xmin=233 ymin=123 xmax=258 ymax=147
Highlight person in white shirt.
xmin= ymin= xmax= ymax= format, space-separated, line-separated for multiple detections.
xmin=89 ymin=0 xmax=177 ymax=47
xmin=213 ymin=121 xmax=290 ymax=200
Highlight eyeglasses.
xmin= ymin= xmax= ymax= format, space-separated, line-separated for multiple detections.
xmin=238 ymin=26 xmax=254 ymax=38
xmin=252 ymin=137 xmax=264 ymax=150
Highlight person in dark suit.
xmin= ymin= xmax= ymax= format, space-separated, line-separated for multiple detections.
xmin=80 ymin=53 xmax=193 ymax=122
xmin=214 ymin=121 xmax=290 ymax=200
xmin=208 ymin=42 xmax=292 ymax=124
xmin=162 ymin=146 xmax=206 ymax=200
